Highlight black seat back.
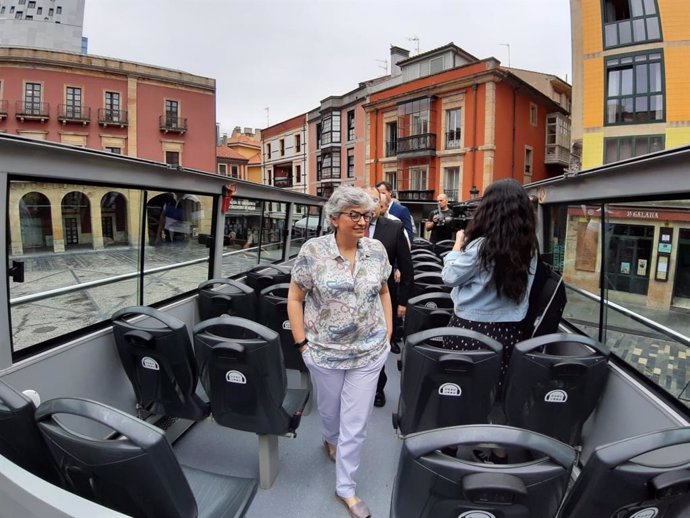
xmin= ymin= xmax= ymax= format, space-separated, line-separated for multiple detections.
xmin=391 ymin=424 xmax=576 ymax=518
xmin=36 ymin=397 xmax=197 ymax=518
xmin=433 ymin=239 xmax=455 ymax=255
xmin=0 ymin=380 xmax=59 ymax=484
xmin=244 ymin=265 xmax=291 ymax=293
xmin=412 ymin=272 xmax=451 ymax=297
xmin=411 ymin=237 xmax=435 ymax=252
xmin=559 ymin=427 xmax=690 ymax=518
xmin=259 ymin=283 xmax=306 ymax=372
xmin=197 ymin=278 xmax=256 ymax=322
xmin=111 ymin=306 xmax=209 ymax=421
xmin=412 ymin=261 xmax=443 ymax=273
xmin=411 ymin=250 xmax=441 ymax=263
xmin=404 ymin=292 xmax=454 ymax=338
xmin=503 ymin=333 xmax=609 ymax=446
xmin=193 ymin=316 xmax=307 ymax=435
xmin=396 ymin=328 xmax=502 ymax=435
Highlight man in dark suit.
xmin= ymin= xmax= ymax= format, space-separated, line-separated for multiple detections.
xmin=376 ymin=181 xmax=416 ymax=239
xmin=364 ymin=187 xmax=414 ymax=407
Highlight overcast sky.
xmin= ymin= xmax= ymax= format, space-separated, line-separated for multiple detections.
xmin=83 ymin=0 xmax=572 ymax=133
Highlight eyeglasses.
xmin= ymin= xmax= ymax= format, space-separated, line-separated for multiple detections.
xmin=339 ymin=211 xmax=373 ymax=222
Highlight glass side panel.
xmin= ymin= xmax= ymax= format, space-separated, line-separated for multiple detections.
xmin=220 ymin=196 xmax=263 ymax=277
xmin=289 ymin=203 xmax=323 ymax=258
xmin=8 ymin=180 xmax=144 ymax=352
xmin=542 ymin=197 xmax=690 ymax=406
xmin=258 ymin=201 xmax=287 ymax=265
xmin=142 ymin=191 xmax=213 ymax=305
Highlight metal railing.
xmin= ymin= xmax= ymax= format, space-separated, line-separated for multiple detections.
xmin=15 ymin=100 xmax=49 ymax=119
xmin=397 ymin=133 xmax=436 ymax=154
xmin=58 ymin=104 xmax=91 ymax=123
xmin=159 ymin=115 xmax=188 ymax=133
xmin=97 ymin=108 xmax=128 ymax=126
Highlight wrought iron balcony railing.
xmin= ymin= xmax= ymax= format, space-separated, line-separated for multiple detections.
xmin=58 ymin=104 xmax=91 ymax=124
xmin=15 ymin=100 xmax=49 ymax=121
xmin=98 ymin=108 xmax=129 ymax=127
xmin=445 ymin=129 xmax=461 ymax=149
xmin=159 ymin=115 xmax=188 ymax=134
xmin=274 ymin=177 xmax=293 ymax=188
xmin=398 ymin=189 xmax=435 ymax=202
xmin=397 ymin=133 xmax=437 ymax=155
xmin=0 ymin=100 xmax=7 ymax=119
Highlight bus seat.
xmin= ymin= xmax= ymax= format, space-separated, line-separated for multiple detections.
xmin=433 ymin=239 xmax=455 ymax=255
xmin=111 ymin=306 xmax=210 ymax=421
xmin=399 ymin=292 xmax=454 ymax=371
xmin=411 ymin=272 xmax=451 ymax=298
xmin=394 ymin=327 xmax=502 ymax=435
xmin=193 ymin=316 xmax=310 ymax=489
xmin=0 ymin=380 xmax=60 ymax=484
xmin=559 ymin=426 xmax=690 ymax=517
xmin=391 ymin=424 xmax=576 ymax=518
xmin=412 ymin=261 xmax=444 ymax=274
xmin=410 ymin=250 xmax=442 ymax=263
xmin=410 ymin=237 xmax=435 ymax=253
xmin=197 ymin=278 xmax=256 ymax=325
xmin=503 ymin=333 xmax=610 ymax=446
xmin=35 ymin=397 xmax=257 ymax=518
xmin=243 ymin=264 xmax=291 ymax=294
xmin=258 ymin=283 xmax=305 ymax=373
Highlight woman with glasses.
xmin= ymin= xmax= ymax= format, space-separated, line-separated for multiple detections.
xmin=287 ymin=185 xmax=392 ymax=518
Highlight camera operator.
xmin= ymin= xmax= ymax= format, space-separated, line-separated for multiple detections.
xmin=425 ymin=193 xmax=454 ymax=243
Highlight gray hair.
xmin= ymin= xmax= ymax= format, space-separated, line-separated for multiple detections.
xmin=324 ymin=185 xmax=376 ymax=229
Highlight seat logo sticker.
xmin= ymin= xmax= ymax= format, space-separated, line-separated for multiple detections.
xmin=424 ymin=301 xmax=438 ymax=309
xmin=544 ymin=389 xmax=568 ymax=403
xmin=282 ymin=320 xmax=292 ymax=330
xmin=438 ymin=383 xmax=462 ymax=397
xmin=141 ymin=357 xmax=159 ymax=371
xmin=226 ymin=370 xmax=247 ymax=384
xmin=630 ymin=508 xmax=658 ymax=518
xmin=458 ymin=511 xmax=496 ymax=518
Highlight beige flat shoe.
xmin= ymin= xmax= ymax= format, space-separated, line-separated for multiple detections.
xmin=335 ymin=493 xmax=371 ymax=518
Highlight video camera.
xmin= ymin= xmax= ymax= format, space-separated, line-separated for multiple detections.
xmin=434 ymin=200 xmax=479 ymax=232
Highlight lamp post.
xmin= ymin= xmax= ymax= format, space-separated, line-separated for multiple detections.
xmin=469 ymin=185 xmax=480 ymax=200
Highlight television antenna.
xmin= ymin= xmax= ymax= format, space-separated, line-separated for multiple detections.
xmin=407 ymin=35 xmax=420 ymax=55
xmin=375 ymin=58 xmax=388 ymax=75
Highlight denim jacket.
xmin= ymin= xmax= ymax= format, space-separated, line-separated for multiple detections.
xmin=442 ymin=237 xmax=537 ymax=323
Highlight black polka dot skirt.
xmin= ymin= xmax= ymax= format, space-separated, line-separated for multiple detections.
xmin=442 ymin=314 xmax=525 ymax=396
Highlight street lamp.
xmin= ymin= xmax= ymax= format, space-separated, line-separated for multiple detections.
xmin=469 ymin=185 xmax=480 ymax=199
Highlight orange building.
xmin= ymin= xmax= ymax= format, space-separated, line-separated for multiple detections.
xmin=262 ymin=114 xmax=308 ymax=193
xmin=0 ymin=47 xmax=216 ymax=171
xmin=364 ymin=44 xmax=571 ymax=229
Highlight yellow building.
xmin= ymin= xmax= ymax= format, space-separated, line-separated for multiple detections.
xmin=571 ymin=0 xmax=690 ymax=169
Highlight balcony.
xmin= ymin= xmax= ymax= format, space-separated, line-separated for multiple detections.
xmin=398 ymin=189 xmax=435 ymax=202
xmin=397 ymin=133 xmax=436 ymax=157
xmin=15 ymin=101 xmax=49 ymax=122
xmin=98 ymin=108 xmax=128 ymax=128
xmin=385 ymin=141 xmax=397 ymax=157
xmin=58 ymin=104 xmax=91 ymax=125
xmin=274 ymin=177 xmax=293 ymax=188
xmin=159 ymin=115 xmax=187 ymax=134
xmin=445 ymin=129 xmax=461 ymax=149
xmin=545 ymin=144 xmax=571 ymax=166
xmin=0 ymin=100 xmax=7 ymax=120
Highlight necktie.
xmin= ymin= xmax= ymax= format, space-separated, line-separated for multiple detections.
xmin=364 ymin=225 xmax=370 ymax=238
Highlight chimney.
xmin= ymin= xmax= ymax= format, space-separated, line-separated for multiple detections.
xmin=222 ymin=133 xmax=228 ymax=145
xmin=232 ymin=126 xmax=241 ymax=137
xmin=390 ymin=45 xmax=410 ymax=77
xmin=243 ymin=127 xmax=253 ymax=135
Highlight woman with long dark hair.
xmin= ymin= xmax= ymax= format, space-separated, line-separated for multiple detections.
xmin=441 ymin=178 xmax=538 ymax=385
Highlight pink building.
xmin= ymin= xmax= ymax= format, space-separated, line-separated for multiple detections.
xmin=0 ymin=47 xmax=216 ymax=171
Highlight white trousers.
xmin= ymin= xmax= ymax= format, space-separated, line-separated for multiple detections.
xmin=303 ymin=349 xmax=389 ymax=498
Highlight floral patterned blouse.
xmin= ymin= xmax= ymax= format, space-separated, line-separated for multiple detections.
xmin=292 ymin=233 xmax=392 ymax=369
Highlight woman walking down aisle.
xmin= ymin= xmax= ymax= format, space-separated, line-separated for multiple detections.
xmin=287 ymin=186 xmax=393 ymax=518
xmin=441 ymin=179 xmax=538 ymax=391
